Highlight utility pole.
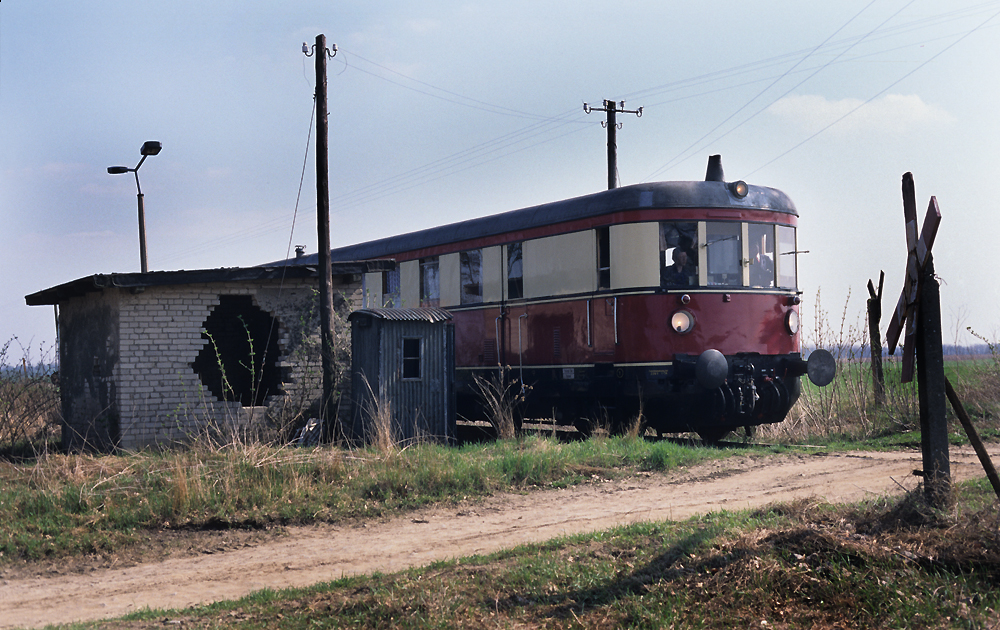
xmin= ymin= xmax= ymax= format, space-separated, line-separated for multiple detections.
xmin=584 ymin=99 xmax=642 ymax=189
xmin=305 ymin=34 xmax=338 ymax=442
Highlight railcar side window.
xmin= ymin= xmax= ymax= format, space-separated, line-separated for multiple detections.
xmin=705 ymin=222 xmax=742 ymax=287
xmin=748 ymin=223 xmax=776 ymax=288
xmin=383 ymin=268 xmax=401 ymax=308
xmin=777 ymin=225 xmax=797 ymax=289
xmin=460 ymin=249 xmax=483 ymax=304
xmin=660 ymin=222 xmax=698 ymax=287
xmin=420 ymin=257 xmax=440 ymax=307
xmin=507 ymin=242 xmax=523 ymax=299
xmin=596 ymin=227 xmax=611 ymax=290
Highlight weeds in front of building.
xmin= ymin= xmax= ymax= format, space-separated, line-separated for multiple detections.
xmin=0 ymin=338 xmax=60 ymax=457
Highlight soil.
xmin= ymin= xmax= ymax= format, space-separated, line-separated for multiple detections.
xmin=2 ymin=444 xmax=998 ymax=629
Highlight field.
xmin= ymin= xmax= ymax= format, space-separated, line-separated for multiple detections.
xmin=1 ymin=323 xmax=999 ymax=628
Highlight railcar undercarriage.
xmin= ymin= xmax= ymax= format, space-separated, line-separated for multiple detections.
xmin=455 ymin=349 xmax=834 ymax=441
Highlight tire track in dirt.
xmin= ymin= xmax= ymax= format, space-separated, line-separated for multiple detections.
xmin=2 ymin=446 xmax=996 ymax=629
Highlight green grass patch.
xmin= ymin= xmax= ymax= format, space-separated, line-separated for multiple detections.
xmin=0 ymin=436 xmax=728 ymax=564
xmin=74 ymin=480 xmax=1000 ymax=630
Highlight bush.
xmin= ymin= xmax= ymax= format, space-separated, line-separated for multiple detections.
xmin=0 ymin=338 xmax=61 ymax=457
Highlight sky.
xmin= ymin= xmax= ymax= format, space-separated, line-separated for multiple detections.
xmin=2 ymin=1 xmax=999 ymax=362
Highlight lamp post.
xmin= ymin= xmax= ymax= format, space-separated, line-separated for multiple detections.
xmin=108 ymin=141 xmax=161 ymax=273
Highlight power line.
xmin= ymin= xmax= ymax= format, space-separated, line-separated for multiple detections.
xmin=745 ymin=3 xmax=1000 ymax=179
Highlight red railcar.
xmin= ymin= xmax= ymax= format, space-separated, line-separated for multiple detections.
xmin=324 ymin=155 xmax=834 ymax=439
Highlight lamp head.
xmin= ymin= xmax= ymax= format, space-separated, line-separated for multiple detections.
xmin=140 ymin=141 xmax=162 ymax=156
xmin=107 ymin=166 xmax=130 ymax=174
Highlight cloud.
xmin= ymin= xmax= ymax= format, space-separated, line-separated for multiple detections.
xmin=768 ymin=93 xmax=955 ymax=134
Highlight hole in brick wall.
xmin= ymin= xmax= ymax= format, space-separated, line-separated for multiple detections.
xmin=191 ymin=295 xmax=283 ymax=406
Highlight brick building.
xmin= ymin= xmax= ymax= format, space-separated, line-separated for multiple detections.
xmin=25 ymin=263 xmax=390 ymax=451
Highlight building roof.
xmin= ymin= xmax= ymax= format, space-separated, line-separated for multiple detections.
xmin=348 ymin=307 xmax=453 ymax=323
xmin=25 ymin=261 xmax=394 ymax=306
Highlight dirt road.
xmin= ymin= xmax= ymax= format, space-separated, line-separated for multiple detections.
xmin=2 ymin=446 xmax=997 ymax=629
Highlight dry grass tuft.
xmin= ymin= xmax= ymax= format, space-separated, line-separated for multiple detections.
xmin=472 ymin=372 xmax=527 ymax=440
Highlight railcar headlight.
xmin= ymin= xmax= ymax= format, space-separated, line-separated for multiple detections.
xmin=785 ymin=309 xmax=800 ymax=335
xmin=670 ymin=309 xmax=695 ymax=334
xmin=729 ymin=180 xmax=749 ymax=198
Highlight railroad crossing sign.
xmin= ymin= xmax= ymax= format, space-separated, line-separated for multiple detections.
xmin=885 ymin=172 xmax=941 ymax=383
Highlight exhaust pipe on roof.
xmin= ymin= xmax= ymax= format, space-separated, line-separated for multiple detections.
xmin=705 ymin=155 xmax=725 ymax=182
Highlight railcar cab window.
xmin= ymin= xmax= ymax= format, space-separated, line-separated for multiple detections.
xmin=706 ymin=222 xmax=742 ymax=287
xmin=660 ymin=222 xmax=698 ymax=287
xmin=777 ymin=225 xmax=797 ymax=289
xmin=507 ymin=242 xmax=523 ymax=299
xmin=748 ymin=223 xmax=776 ymax=288
xmin=460 ymin=249 xmax=483 ymax=304
xmin=420 ymin=257 xmax=440 ymax=307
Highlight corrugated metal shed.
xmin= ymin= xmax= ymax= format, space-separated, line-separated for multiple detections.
xmin=348 ymin=308 xmax=455 ymax=445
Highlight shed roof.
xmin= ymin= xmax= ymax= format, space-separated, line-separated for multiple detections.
xmin=348 ymin=307 xmax=453 ymax=323
xmin=25 ymin=261 xmax=394 ymax=306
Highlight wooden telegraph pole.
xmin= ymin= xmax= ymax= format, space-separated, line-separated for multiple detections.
xmin=306 ymin=34 xmax=339 ymax=442
xmin=584 ymin=100 xmax=642 ymax=190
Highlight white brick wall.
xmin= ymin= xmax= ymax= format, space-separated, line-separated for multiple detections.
xmin=103 ymin=278 xmax=361 ymax=449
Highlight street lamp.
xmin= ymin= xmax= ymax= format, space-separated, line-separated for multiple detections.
xmin=108 ymin=141 xmax=162 ymax=273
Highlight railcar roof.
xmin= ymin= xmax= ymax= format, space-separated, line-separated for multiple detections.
xmin=276 ymin=179 xmax=796 ymax=265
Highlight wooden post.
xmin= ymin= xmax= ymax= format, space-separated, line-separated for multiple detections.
xmin=945 ymin=378 xmax=1000 ymax=502
xmin=314 ymin=34 xmax=338 ymax=442
xmin=915 ymin=254 xmax=951 ymax=508
xmin=867 ymin=271 xmax=885 ymax=406
xmin=605 ymin=100 xmax=618 ymax=190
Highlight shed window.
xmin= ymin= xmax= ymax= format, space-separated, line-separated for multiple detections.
xmin=402 ymin=337 xmax=421 ymax=379
xmin=460 ymin=249 xmax=483 ymax=304
xmin=420 ymin=258 xmax=439 ymax=307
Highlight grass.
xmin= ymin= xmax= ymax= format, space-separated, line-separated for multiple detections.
xmin=759 ymin=290 xmax=1000 ymax=447
xmin=71 ymin=480 xmax=1000 ymax=629
xmin=0 ymin=435 xmax=731 ymax=564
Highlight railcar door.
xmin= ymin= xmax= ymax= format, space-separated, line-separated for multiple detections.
xmin=591 ymin=297 xmax=617 ymax=358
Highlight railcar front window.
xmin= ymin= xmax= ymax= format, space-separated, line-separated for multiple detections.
xmin=420 ymin=257 xmax=440 ymax=307
xmin=660 ymin=222 xmax=698 ymax=287
xmin=777 ymin=225 xmax=797 ymax=289
xmin=705 ymin=222 xmax=742 ymax=287
xmin=748 ymin=223 xmax=776 ymax=288
xmin=460 ymin=249 xmax=483 ymax=304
